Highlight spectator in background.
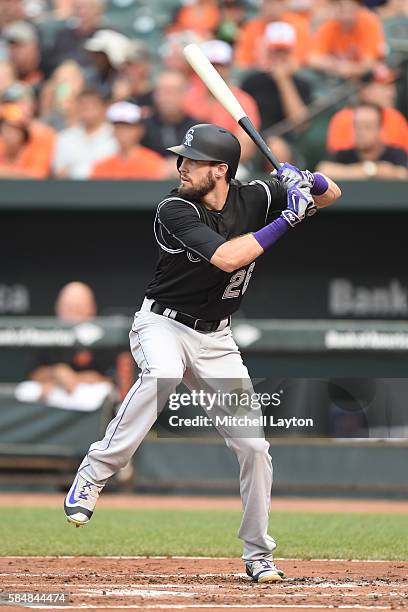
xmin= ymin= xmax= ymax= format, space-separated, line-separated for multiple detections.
xmin=0 ymin=0 xmax=26 ymax=27
xmin=16 ymin=282 xmax=115 ymax=411
xmin=119 ymin=41 xmax=154 ymax=116
xmin=286 ymin=0 xmax=332 ymax=27
xmin=234 ymin=0 xmax=311 ymax=68
xmin=286 ymin=0 xmax=312 ymax=24
xmin=377 ymin=0 xmax=408 ymax=18
xmin=0 ymin=60 xmax=16 ymax=97
xmin=317 ymin=104 xmax=408 ymax=179
xmin=39 ymin=60 xmax=85 ymax=130
xmin=141 ymin=71 xmax=196 ymax=177
xmin=91 ymin=101 xmax=166 ymax=179
xmin=379 ymin=0 xmax=408 ymax=81
xmin=161 ymin=31 xmax=203 ymax=79
xmin=3 ymin=21 xmax=44 ymax=92
xmin=49 ymin=0 xmax=76 ymax=20
xmin=241 ymin=23 xmax=311 ymax=131
xmin=53 ymin=87 xmax=117 ymax=178
xmin=1 ymin=81 xmax=55 ymax=166
xmin=216 ymin=0 xmax=247 ymax=47
xmin=83 ymin=29 xmax=132 ymax=100
xmin=0 ymin=102 xmax=52 ymax=177
xmin=184 ymin=39 xmax=261 ymax=167
xmin=308 ymin=0 xmax=385 ymax=79
xmin=45 ymin=0 xmax=105 ymax=74
xmin=171 ymin=0 xmax=220 ymax=38
xmin=327 ymin=65 xmax=408 ymax=154
xmin=0 ymin=0 xmax=27 ymax=50
xmin=264 ymin=135 xmax=296 ymax=171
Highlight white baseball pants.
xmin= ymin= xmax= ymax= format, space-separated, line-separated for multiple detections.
xmin=78 ymin=298 xmax=276 ymax=561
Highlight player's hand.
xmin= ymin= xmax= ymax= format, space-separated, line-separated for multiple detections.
xmin=276 ymin=162 xmax=314 ymax=189
xmin=281 ymin=183 xmax=317 ymax=227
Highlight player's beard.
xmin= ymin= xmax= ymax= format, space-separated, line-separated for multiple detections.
xmin=177 ymin=170 xmax=216 ymax=201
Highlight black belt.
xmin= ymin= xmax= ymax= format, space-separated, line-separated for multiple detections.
xmin=150 ymin=301 xmax=230 ymax=333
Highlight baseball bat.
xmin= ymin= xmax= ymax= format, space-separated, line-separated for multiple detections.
xmin=183 ymin=43 xmax=281 ymax=170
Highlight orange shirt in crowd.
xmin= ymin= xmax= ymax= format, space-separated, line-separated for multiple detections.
xmin=170 ymin=0 xmax=220 ymax=37
xmin=91 ymin=146 xmax=166 ymax=179
xmin=312 ymin=8 xmax=385 ymax=61
xmin=0 ymin=120 xmax=55 ymax=179
xmin=234 ymin=15 xmax=311 ymax=67
xmin=184 ymin=78 xmax=261 ymax=134
xmin=327 ymin=107 xmax=408 ymax=153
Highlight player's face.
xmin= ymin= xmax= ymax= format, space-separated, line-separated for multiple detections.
xmin=178 ymin=157 xmax=217 ymax=200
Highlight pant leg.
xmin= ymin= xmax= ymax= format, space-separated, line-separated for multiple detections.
xmin=191 ymin=326 xmax=276 ymax=561
xmin=77 ymin=310 xmax=186 ymax=485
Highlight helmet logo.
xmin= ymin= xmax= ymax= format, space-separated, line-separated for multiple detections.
xmin=184 ymin=128 xmax=194 ymax=147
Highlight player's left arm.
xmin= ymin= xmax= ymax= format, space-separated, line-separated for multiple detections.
xmin=311 ymin=173 xmax=342 ymax=207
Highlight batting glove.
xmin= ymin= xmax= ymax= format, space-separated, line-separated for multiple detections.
xmin=276 ymin=162 xmax=315 ymax=190
xmin=282 ymin=183 xmax=317 ymax=227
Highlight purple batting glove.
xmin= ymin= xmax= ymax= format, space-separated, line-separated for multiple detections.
xmin=277 ymin=162 xmax=315 ymax=189
xmin=282 ymin=182 xmax=316 ymax=227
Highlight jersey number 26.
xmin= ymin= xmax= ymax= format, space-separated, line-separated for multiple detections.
xmin=222 ymin=262 xmax=255 ymax=300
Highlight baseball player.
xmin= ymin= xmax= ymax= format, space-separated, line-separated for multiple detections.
xmin=64 ymin=124 xmax=341 ymax=583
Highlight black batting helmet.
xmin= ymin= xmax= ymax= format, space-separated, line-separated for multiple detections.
xmin=167 ymin=123 xmax=241 ymax=179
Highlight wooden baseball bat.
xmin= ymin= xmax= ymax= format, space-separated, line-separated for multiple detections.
xmin=183 ymin=43 xmax=281 ymax=170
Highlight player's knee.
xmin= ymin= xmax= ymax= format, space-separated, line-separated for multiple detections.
xmin=232 ymin=437 xmax=270 ymax=456
xmin=149 ymin=363 xmax=184 ymax=386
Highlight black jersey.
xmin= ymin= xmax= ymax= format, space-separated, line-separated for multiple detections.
xmin=145 ymin=178 xmax=287 ymax=320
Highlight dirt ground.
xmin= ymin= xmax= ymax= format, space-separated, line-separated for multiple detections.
xmin=0 ymin=494 xmax=407 ymax=610
xmin=0 ymin=492 xmax=407 ymax=513
xmin=1 ymin=556 xmax=407 ymax=611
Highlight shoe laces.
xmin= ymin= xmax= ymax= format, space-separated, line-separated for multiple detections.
xmin=78 ymin=480 xmax=97 ymax=501
xmin=250 ymin=559 xmax=277 ymax=572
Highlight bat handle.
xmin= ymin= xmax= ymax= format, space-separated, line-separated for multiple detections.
xmin=238 ymin=116 xmax=281 ymax=171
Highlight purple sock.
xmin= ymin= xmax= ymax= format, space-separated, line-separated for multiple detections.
xmin=311 ymin=173 xmax=329 ymax=196
xmin=253 ymin=216 xmax=289 ymax=251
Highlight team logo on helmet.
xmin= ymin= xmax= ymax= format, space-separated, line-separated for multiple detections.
xmin=184 ymin=128 xmax=195 ymax=147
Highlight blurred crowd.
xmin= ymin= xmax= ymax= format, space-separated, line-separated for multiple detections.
xmin=0 ymin=0 xmax=407 ymax=180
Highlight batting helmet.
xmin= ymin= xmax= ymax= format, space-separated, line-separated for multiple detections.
xmin=167 ymin=123 xmax=241 ymax=179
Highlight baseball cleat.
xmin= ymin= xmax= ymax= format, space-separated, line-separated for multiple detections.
xmin=245 ymin=559 xmax=285 ymax=583
xmin=64 ymin=473 xmax=102 ymax=526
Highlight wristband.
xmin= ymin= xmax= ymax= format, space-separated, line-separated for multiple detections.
xmin=252 ymin=216 xmax=289 ymax=251
xmin=311 ymin=172 xmax=328 ymax=196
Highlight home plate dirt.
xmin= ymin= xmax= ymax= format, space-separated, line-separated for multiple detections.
xmin=1 ymin=557 xmax=408 ymax=611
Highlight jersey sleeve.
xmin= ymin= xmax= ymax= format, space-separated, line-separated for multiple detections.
xmin=156 ymin=198 xmax=226 ymax=262
xmin=249 ymin=177 xmax=288 ymax=223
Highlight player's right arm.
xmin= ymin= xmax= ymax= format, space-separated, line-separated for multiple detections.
xmin=212 ymin=168 xmax=343 ymax=271
xmin=212 ymin=178 xmax=316 ymax=272
xmin=158 ymin=197 xmax=265 ymax=272
xmin=211 ymin=234 xmax=264 ymax=272
xmin=158 ymin=180 xmax=314 ymax=274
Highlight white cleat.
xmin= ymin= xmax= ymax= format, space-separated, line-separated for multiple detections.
xmin=245 ymin=559 xmax=285 ymax=583
xmin=64 ymin=473 xmax=102 ymax=526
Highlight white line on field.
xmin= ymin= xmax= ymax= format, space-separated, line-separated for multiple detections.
xmin=4 ymin=579 xmax=401 ymax=592
xmin=73 ymin=589 xmax=404 ymax=599
xmin=23 ymin=604 xmax=393 ymax=610
xmin=79 ymin=588 xmax=199 ymax=598
xmin=0 ymin=572 xmax=245 ymax=579
xmin=2 ymin=577 xmax=404 ymax=589
xmin=2 ymin=555 xmax=404 ymax=563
